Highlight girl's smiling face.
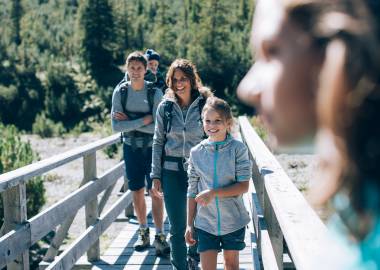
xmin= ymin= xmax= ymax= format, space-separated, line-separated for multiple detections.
xmin=203 ymin=109 xmax=230 ymax=142
xmin=238 ymin=0 xmax=323 ymax=146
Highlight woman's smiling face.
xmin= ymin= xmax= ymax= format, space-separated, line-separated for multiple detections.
xmin=172 ymin=69 xmax=191 ymax=100
xmin=238 ymin=0 xmax=323 ymax=146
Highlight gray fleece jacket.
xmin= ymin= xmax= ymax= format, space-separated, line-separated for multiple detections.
xmin=187 ymin=135 xmax=252 ymax=236
xmin=150 ymin=95 xmax=207 ymax=179
xmin=111 ymin=81 xmax=163 ymax=147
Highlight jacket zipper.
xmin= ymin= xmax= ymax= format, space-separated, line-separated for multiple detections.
xmin=173 ymin=97 xmax=199 ymax=159
xmin=214 ymin=144 xmax=222 ymax=236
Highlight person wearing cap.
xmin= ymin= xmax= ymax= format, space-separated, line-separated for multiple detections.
xmin=145 ymin=49 xmax=167 ymax=93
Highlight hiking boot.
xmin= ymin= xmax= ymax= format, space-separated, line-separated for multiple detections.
xmin=134 ymin=227 xmax=150 ymax=251
xmin=187 ymin=256 xmax=199 ymax=270
xmin=153 ymin=233 xmax=170 ymax=256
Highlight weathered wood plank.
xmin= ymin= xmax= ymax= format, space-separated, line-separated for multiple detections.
xmin=99 ymin=181 xmax=117 ymax=214
xmin=239 ymin=116 xmax=327 ymax=270
xmin=98 ymin=207 xmax=253 ymax=269
xmin=90 ymin=265 xmax=172 ymax=270
xmin=264 ymin=188 xmax=283 ymax=270
xmin=97 ymin=254 xmax=252 ymax=265
xmin=84 ymin=153 xmax=100 ymax=261
xmin=102 ymin=246 xmax=252 ymax=257
xmin=43 ymin=174 xmax=94 ymax=262
xmin=45 ymin=191 xmax=132 ymax=270
xmin=2 ymin=184 xmax=29 ymax=270
xmin=28 ymin=162 xmax=124 ymax=244
xmin=243 ymin=183 xmax=261 ymax=270
xmin=0 ymin=224 xmax=30 ymax=269
xmin=0 ymin=134 xmax=120 ymax=192
xmin=123 ymin=175 xmax=134 ymax=217
xmin=89 ymin=265 xmax=251 ymax=270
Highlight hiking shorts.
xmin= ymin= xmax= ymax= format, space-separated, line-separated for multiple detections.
xmin=196 ymin=227 xmax=246 ymax=253
xmin=123 ymin=143 xmax=152 ymax=191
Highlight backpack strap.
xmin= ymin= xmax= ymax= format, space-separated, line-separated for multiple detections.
xmin=161 ymin=100 xmax=174 ymax=162
xmin=146 ymin=82 xmax=156 ymax=114
xmin=119 ymin=81 xmax=129 ymax=114
xmin=161 ymin=96 xmax=205 ymax=138
xmin=162 ymin=100 xmax=174 ymax=135
xmin=120 ymin=81 xmax=156 ymax=114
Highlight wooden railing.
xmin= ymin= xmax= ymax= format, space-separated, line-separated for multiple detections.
xmin=239 ymin=116 xmax=327 ymax=270
xmin=0 ymin=134 xmax=133 ymax=270
xmin=1 ymin=118 xmax=327 ymax=270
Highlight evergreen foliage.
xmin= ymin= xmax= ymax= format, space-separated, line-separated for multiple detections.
xmin=0 ymin=0 xmax=254 ymax=131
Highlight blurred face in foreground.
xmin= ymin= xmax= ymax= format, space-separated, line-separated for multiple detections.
xmin=237 ymin=0 xmax=323 ymax=146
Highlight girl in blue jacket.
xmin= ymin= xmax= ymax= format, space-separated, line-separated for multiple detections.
xmin=185 ymin=97 xmax=251 ymax=270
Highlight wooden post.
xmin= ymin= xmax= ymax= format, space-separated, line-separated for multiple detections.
xmin=264 ymin=188 xmax=283 ymax=270
xmin=124 ymin=173 xmax=134 ymax=218
xmin=252 ymin=158 xmax=264 ymax=212
xmin=83 ymin=153 xmax=100 ymax=261
xmin=2 ymin=184 xmax=29 ymax=270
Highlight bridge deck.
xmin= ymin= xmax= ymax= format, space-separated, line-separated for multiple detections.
xmin=77 ymin=196 xmax=254 ymax=270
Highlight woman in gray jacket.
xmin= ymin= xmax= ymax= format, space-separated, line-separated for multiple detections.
xmin=150 ymin=59 xmax=213 ymax=270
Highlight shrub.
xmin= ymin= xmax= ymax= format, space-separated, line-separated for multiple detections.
xmin=90 ymin=115 xmax=120 ymax=159
xmin=0 ymin=64 xmax=45 ymax=130
xmin=32 ymin=112 xmax=66 ymax=138
xmin=250 ymin=116 xmax=269 ymax=142
xmin=0 ymin=123 xmax=46 ymax=226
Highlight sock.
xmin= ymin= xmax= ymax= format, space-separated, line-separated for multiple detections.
xmin=140 ymin=224 xmax=148 ymax=230
xmin=156 ymin=228 xmax=163 ymax=235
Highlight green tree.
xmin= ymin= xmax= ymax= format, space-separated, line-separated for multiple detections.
xmin=10 ymin=0 xmax=22 ymax=46
xmin=0 ymin=64 xmax=45 ymax=130
xmin=77 ymin=0 xmax=119 ymax=87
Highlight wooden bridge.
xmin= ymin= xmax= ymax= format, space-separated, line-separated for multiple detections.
xmin=0 ymin=116 xmax=327 ymax=270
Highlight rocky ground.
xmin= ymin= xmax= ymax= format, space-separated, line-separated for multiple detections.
xmin=22 ymin=132 xmax=319 ymax=255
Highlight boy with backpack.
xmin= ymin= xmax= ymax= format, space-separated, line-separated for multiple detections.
xmin=111 ymin=51 xmax=170 ymax=256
